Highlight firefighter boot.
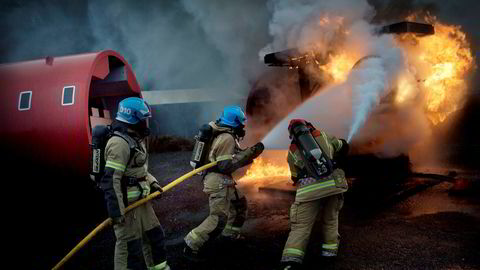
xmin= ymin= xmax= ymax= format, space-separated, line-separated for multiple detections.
xmin=321 ymin=249 xmax=338 ymax=257
xmin=182 ymin=242 xmax=205 ymax=263
xmin=278 ymin=261 xmax=302 ymax=270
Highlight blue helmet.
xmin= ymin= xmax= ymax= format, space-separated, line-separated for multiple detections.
xmin=116 ymin=97 xmax=151 ymax=125
xmin=217 ymin=105 xmax=246 ymax=128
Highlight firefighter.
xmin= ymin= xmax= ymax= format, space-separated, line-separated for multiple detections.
xmin=183 ymin=105 xmax=264 ymax=261
xmin=279 ymin=119 xmax=349 ymax=270
xmin=101 ymin=97 xmax=170 ymax=270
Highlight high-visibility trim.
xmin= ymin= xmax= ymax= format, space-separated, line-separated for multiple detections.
xmin=296 ymin=180 xmax=335 ymax=195
xmin=337 ymin=138 xmax=343 ymax=150
xmin=127 ymin=191 xmax=142 ymax=200
xmin=105 ymin=160 xmax=126 ymax=171
xmin=224 ymin=225 xmax=241 ymax=232
xmin=321 ymin=131 xmax=333 ymax=155
xmin=283 ymin=248 xmax=305 ymax=257
xmin=289 ymin=151 xmax=299 ymax=163
xmin=322 ymin=243 xmax=338 ymax=250
xmin=148 ymin=261 xmax=168 ymax=270
xmin=216 ymin=155 xmax=233 ymax=161
xmin=189 ymin=230 xmax=200 ymax=241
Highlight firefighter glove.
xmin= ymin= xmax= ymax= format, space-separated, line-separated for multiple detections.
xmin=150 ymin=182 xmax=163 ymax=193
xmin=251 ymin=142 xmax=265 ymax=158
xmin=338 ymin=139 xmax=349 ymax=157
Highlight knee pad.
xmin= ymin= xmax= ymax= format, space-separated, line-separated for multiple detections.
xmin=216 ymin=212 xmax=228 ymax=231
xmin=232 ymin=197 xmax=247 ymax=227
xmin=233 ymin=196 xmax=248 ymax=213
xmin=145 ymin=226 xmax=165 ymax=243
xmin=145 ymin=226 xmax=167 ymax=265
xmin=126 ymin=238 xmax=147 ymax=270
xmin=207 ymin=212 xmax=228 ymax=239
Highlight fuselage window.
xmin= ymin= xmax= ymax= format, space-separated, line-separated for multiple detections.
xmin=62 ymin=86 xmax=75 ymax=106
xmin=18 ymin=91 xmax=32 ymax=111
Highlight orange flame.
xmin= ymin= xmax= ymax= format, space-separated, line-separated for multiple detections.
xmin=395 ymin=14 xmax=475 ymax=124
xmin=240 ymin=157 xmax=290 ymax=180
xmin=246 ymin=15 xmax=476 ymax=182
xmin=238 ymin=155 xmax=291 ymax=187
xmin=319 ymin=51 xmax=358 ymax=83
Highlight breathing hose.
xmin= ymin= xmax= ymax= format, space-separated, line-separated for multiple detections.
xmin=52 ymin=161 xmax=218 ymax=270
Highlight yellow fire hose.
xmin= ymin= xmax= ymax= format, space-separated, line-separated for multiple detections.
xmin=52 ymin=161 xmax=218 ymax=270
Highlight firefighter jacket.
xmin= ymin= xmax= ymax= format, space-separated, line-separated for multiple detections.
xmin=203 ymin=121 xmax=257 ymax=194
xmin=101 ymin=131 xmax=158 ymax=218
xmin=287 ymin=130 xmax=348 ymax=202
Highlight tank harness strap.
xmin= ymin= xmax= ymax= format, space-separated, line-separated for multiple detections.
xmin=203 ymin=131 xmax=232 ymax=176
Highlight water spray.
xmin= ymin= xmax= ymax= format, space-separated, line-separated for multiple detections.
xmin=346 ymin=56 xmax=389 ymax=143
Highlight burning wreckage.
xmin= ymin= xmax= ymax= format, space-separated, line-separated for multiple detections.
xmin=242 ymin=18 xmax=475 ymax=197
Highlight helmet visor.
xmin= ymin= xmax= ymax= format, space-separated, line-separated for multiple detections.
xmin=134 ymin=100 xmax=152 ymax=120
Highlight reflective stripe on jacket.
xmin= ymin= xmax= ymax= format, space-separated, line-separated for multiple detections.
xmin=104 ymin=134 xmax=158 ymax=217
xmin=203 ymin=122 xmax=238 ymax=193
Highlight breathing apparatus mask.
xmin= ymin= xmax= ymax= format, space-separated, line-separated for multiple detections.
xmin=233 ymin=124 xmax=246 ymax=140
xmin=133 ymin=119 xmax=151 ymax=138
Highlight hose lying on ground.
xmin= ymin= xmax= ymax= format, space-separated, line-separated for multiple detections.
xmin=52 ymin=161 xmax=218 ymax=270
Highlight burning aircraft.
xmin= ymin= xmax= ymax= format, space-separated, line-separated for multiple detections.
xmin=242 ymin=15 xmax=476 ymax=188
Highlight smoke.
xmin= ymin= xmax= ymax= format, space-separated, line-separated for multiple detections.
xmin=0 ymin=0 xmax=270 ymax=91
xmin=0 ymin=0 xmax=477 ymax=142
xmin=259 ymin=0 xmax=432 ymax=158
xmin=0 ymin=0 xmax=272 ymax=137
xmin=260 ymin=0 xmax=374 ymax=57
xmin=346 ymin=23 xmax=408 ymax=142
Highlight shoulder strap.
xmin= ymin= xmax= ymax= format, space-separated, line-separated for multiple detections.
xmin=112 ymin=131 xmax=139 ymax=163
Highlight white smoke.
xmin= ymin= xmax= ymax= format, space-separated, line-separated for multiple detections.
xmin=84 ymin=0 xmax=272 ymax=137
xmin=260 ymin=0 xmax=374 ymax=57
xmin=346 ymin=27 xmax=408 ymax=142
xmin=260 ymin=0 xmax=427 ymax=156
xmin=86 ymin=0 xmax=270 ymax=91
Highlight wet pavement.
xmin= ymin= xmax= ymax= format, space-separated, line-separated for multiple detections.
xmin=60 ymin=151 xmax=480 ymax=270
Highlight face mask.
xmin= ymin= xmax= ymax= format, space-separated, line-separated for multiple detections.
xmin=141 ymin=127 xmax=151 ymax=137
xmin=134 ymin=120 xmax=150 ymax=138
xmin=234 ymin=125 xmax=246 ymax=139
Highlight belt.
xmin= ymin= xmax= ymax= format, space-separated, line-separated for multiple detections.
xmin=123 ymin=176 xmax=146 ymax=186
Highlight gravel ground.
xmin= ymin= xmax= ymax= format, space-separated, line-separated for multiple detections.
xmin=54 ymin=151 xmax=480 ymax=270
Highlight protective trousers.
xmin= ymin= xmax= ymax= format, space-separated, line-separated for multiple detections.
xmin=184 ymin=186 xmax=247 ymax=251
xmin=281 ymin=193 xmax=344 ymax=264
xmin=114 ymin=202 xmax=169 ymax=270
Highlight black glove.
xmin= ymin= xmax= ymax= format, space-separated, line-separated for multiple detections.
xmin=150 ymin=182 xmax=163 ymax=193
xmin=112 ymin=215 xmax=125 ymax=225
xmin=338 ymin=139 xmax=349 ymax=157
xmin=251 ymin=142 xmax=265 ymax=159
